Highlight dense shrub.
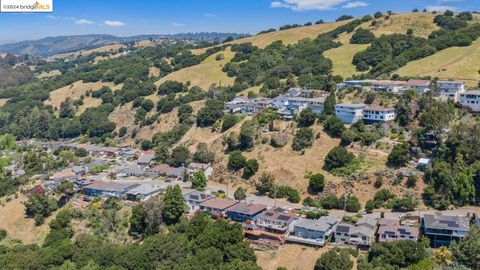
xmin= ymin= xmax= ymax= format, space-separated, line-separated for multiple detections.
xmin=350 ymin=28 xmax=375 ymax=44
xmin=324 ymin=146 xmax=355 ymax=171
xmin=292 ymin=128 xmax=314 ymax=151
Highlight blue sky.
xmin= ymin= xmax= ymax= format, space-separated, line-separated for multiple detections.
xmin=0 ymin=0 xmax=478 ymax=44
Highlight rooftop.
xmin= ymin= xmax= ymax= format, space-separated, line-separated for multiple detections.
xmin=138 ymin=154 xmax=155 ymax=164
xmin=405 ymin=80 xmax=430 ymax=87
xmin=335 ymin=103 xmax=367 ymax=108
xmin=199 ymin=197 xmax=238 ymax=210
xmin=423 ymin=214 xmax=470 ymax=231
xmin=461 ymin=90 xmax=480 ymax=95
xmin=226 ymin=202 xmax=266 ymax=216
xmin=294 ymin=216 xmax=338 ymax=232
xmin=84 ymin=181 xmax=140 ymax=193
xmin=185 ymin=190 xmax=214 ymax=202
xmin=364 ymin=106 xmax=395 ymax=112
xmin=126 ymin=183 xmax=166 ymax=195
xmin=377 ymin=225 xmax=419 ymax=237
xmin=257 ymin=207 xmax=296 ymax=223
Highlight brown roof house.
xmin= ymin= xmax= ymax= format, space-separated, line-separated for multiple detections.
xmin=199 ymin=197 xmax=238 ymax=217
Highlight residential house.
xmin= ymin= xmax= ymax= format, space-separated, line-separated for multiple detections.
xmin=167 ymin=166 xmax=186 ymax=181
xmin=83 ymin=181 xmax=140 ymax=198
xmin=226 ymin=203 xmax=267 ymax=222
xmin=137 ymin=154 xmax=155 ymax=168
xmin=125 ymin=183 xmax=167 ymax=201
xmin=51 ymin=169 xmax=77 ymax=182
xmin=335 ymin=216 xmax=378 ymax=248
xmin=183 ymin=190 xmax=214 ymax=210
xmin=287 ymin=216 xmax=338 ymax=246
xmin=377 ymin=218 xmax=420 ymax=243
xmin=335 ymin=103 xmax=367 ymax=124
xmin=243 ymin=98 xmax=273 ymax=114
xmin=103 ymin=147 xmax=120 ymax=157
xmin=116 ymin=165 xmax=146 ymax=178
xmin=72 ymin=166 xmax=86 ymax=175
xmin=245 ymin=207 xmax=297 ymax=243
xmin=437 ymin=80 xmax=465 ymax=102
xmin=84 ymin=159 xmax=107 ymax=172
xmin=459 ymin=90 xmax=480 ymax=112
xmin=416 ymin=158 xmax=431 ymax=171
xmin=224 ymin=96 xmax=248 ymax=113
xmin=188 ymin=163 xmax=213 ymax=179
xmin=405 ymin=80 xmax=431 ymax=94
xmin=362 ymin=106 xmax=396 ymax=124
xmin=421 ymin=213 xmax=471 ymax=247
xmin=149 ymin=164 xmax=172 ymax=177
xmin=372 ymin=81 xmax=406 ymax=94
xmin=199 ymin=198 xmax=238 ymax=217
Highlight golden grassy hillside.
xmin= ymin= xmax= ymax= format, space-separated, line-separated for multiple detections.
xmin=398 ymin=38 xmax=480 ymax=87
xmin=155 ymin=48 xmax=236 ymax=90
xmin=45 ymin=80 xmax=123 ymax=114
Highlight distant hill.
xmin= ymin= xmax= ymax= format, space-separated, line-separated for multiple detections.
xmin=0 ymin=32 xmax=247 ymax=56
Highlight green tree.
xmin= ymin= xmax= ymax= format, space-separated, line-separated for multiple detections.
xmin=192 ymin=142 xmax=215 ymax=164
xmin=292 ymin=128 xmax=314 ymax=151
xmin=192 ymin=170 xmax=208 ymax=191
xmin=256 ymin=173 xmax=274 ymax=195
xmin=228 ymin=150 xmax=246 ymax=171
xmin=451 ymin=226 xmax=480 ymax=269
xmin=162 ymin=185 xmax=186 ymax=225
xmin=350 ymin=28 xmax=375 ymax=44
xmin=324 ymin=146 xmax=355 ymax=171
xmin=308 ymin=173 xmax=325 ymax=193
xmin=239 ymin=120 xmax=257 ymax=149
xmin=243 ymin=159 xmax=259 ymax=179
xmin=222 ymin=114 xmax=239 ymax=131
xmin=388 ymin=143 xmax=410 ymax=166
xmin=24 ymin=192 xmax=58 ymax=225
xmin=323 ymin=116 xmax=346 ymax=137
xmin=320 ymin=92 xmax=336 ymax=119
xmin=234 ymin=187 xmax=247 ymax=201
xmin=315 ymin=248 xmax=353 ymax=270
xmin=170 ymin=145 xmax=190 ymax=167
xmin=297 ymin=107 xmax=317 ymax=127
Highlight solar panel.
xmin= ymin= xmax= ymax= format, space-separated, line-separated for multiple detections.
xmin=265 ymin=212 xmax=274 ymax=217
xmin=278 ymin=215 xmax=291 ymax=221
xmin=439 ymin=220 xmax=459 ymax=228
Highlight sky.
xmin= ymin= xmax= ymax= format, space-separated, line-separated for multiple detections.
xmin=0 ymin=0 xmax=478 ymax=44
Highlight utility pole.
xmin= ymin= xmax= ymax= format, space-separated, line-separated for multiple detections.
xmin=274 ymin=184 xmax=277 ymax=208
xmin=343 ymin=194 xmax=348 ymax=218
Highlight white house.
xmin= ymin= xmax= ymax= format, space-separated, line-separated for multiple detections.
xmin=335 ymin=216 xmax=378 ymax=248
xmin=405 ymin=80 xmax=431 ymax=94
xmin=362 ymin=106 xmax=396 ymax=124
xmin=459 ymin=90 xmax=480 ymax=112
xmin=437 ymin=80 xmax=465 ymax=102
xmin=287 ymin=216 xmax=338 ymax=246
xmin=372 ymin=81 xmax=406 ymax=94
xmin=335 ymin=103 xmax=367 ymax=124
xmin=187 ymin=163 xmax=213 ymax=179
xmin=224 ymin=96 xmax=248 ymax=113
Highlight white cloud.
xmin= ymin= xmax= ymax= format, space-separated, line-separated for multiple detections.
xmin=172 ymin=22 xmax=186 ymax=27
xmin=46 ymin=15 xmax=76 ymax=20
xmin=342 ymin=1 xmax=368 ymax=8
xmin=104 ymin=20 xmax=125 ymax=27
xmin=425 ymin=5 xmax=457 ymax=12
xmin=75 ymin=19 xmax=94 ymax=25
xmin=270 ymin=0 xmax=348 ymax=11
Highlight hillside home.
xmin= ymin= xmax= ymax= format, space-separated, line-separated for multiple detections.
xmin=287 ymin=216 xmax=338 ymax=246
xmin=199 ymin=198 xmax=238 ymax=217
xmin=335 ymin=216 xmax=378 ymax=248
xmin=137 ymin=154 xmax=155 ymax=168
xmin=459 ymin=90 xmax=480 ymax=112
xmin=335 ymin=103 xmax=367 ymax=124
xmin=83 ymin=181 xmax=140 ymax=198
xmin=377 ymin=218 xmax=420 ymax=243
xmin=224 ymin=96 xmax=248 ymax=113
xmin=362 ymin=106 xmax=396 ymax=124
xmin=149 ymin=164 xmax=172 ymax=177
xmin=405 ymin=80 xmax=431 ymax=94
xmin=116 ymin=165 xmax=146 ymax=178
xmin=125 ymin=183 xmax=166 ymax=201
xmin=287 ymin=96 xmax=325 ymax=114
xmin=103 ymin=147 xmax=120 ymax=157
xmin=255 ymin=207 xmax=297 ymax=234
xmin=437 ymin=80 xmax=465 ymax=102
xmin=226 ymin=203 xmax=267 ymax=222
xmin=243 ymin=98 xmax=273 ymax=114
xmin=421 ymin=213 xmax=471 ymax=247
xmin=183 ymin=190 xmax=214 ymax=210
xmin=372 ymin=81 xmax=406 ymax=94
xmin=166 ymin=166 xmax=186 ymax=181
xmin=187 ymin=163 xmax=213 ymax=179
xmin=51 ymin=169 xmax=77 ymax=182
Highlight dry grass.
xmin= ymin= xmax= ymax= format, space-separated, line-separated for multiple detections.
xmin=155 ymin=49 xmax=235 ymax=90
xmin=0 ymin=194 xmax=55 ymax=245
xmin=367 ymin=13 xmax=439 ymax=38
xmin=0 ymin=98 xmax=9 ymax=107
xmin=398 ymin=38 xmax=480 ymax=88
xmin=242 ymin=123 xmax=342 ymax=194
xmin=45 ymin=80 xmax=122 ymax=114
xmin=149 ymin=67 xmax=160 ymax=77
xmin=324 ymin=44 xmax=369 ymax=79
xmin=48 ymin=44 xmax=126 ymax=60
xmin=255 ymin=244 xmax=330 ymax=270
xmin=37 ymin=69 xmax=61 ymax=79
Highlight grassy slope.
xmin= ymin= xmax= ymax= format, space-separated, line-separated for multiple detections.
xmin=398 ymin=38 xmax=480 ymax=87
xmin=155 ymin=49 xmax=236 ymax=90
xmin=325 ymin=13 xmax=440 ymax=79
